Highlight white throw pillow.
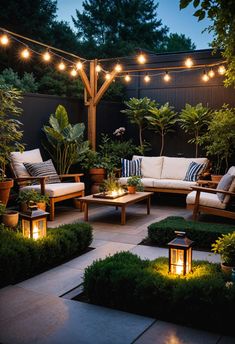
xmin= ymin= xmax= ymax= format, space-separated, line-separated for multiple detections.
xmin=10 ymin=149 xmax=43 ymax=178
xmin=161 ymin=157 xmax=208 ymax=180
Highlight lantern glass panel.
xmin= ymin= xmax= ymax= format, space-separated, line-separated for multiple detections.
xmin=33 ymin=219 xmax=46 ymax=240
xmin=22 ymin=219 xmax=30 ymax=238
xmin=186 ymin=247 xmax=192 ymax=274
xmin=170 ymin=248 xmax=184 ymax=275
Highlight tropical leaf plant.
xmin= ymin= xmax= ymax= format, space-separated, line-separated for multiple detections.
xmin=179 ymin=103 xmax=212 ymax=158
xmin=43 ymin=105 xmax=89 ymax=174
xmin=145 ymin=102 xmax=177 ymax=156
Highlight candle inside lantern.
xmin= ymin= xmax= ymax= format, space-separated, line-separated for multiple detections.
xmin=33 ymin=225 xmax=39 ymax=240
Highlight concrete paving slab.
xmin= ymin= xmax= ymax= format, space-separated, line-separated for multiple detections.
xmin=18 ymin=265 xmax=84 ymax=296
xmin=131 ymin=245 xmax=168 ymax=260
xmin=0 ymin=286 xmax=154 ymax=344
xmin=134 ymin=320 xmax=221 ymax=344
xmin=90 ymin=238 xmax=109 ymax=248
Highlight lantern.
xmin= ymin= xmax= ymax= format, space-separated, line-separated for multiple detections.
xmin=20 ymin=203 xmax=49 ymax=240
xmin=168 ymin=231 xmax=194 ymax=275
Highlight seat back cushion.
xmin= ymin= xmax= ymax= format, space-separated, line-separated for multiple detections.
xmin=121 ymin=158 xmax=142 ymax=177
xmin=161 ymin=157 xmax=208 ymax=180
xmin=24 ymin=159 xmax=61 ymax=184
xmin=184 ymin=161 xmax=206 ymax=182
xmin=216 ymin=174 xmax=234 ymax=203
xmin=10 ymin=149 xmax=43 ymax=178
xmin=223 ymin=167 xmax=235 ymax=204
xmin=132 ymin=155 xmax=164 ymax=179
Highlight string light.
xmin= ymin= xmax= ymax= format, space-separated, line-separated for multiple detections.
xmin=185 ymin=57 xmax=193 ymax=68
xmin=218 ymin=65 xmax=226 ymax=75
xmin=70 ymin=68 xmax=77 ymax=77
xmin=42 ymin=51 xmax=51 ymax=62
xmin=58 ymin=61 xmax=66 ymax=71
xmin=208 ymin=68 xmax=215 ymax=78
xmin=105 ymin=73 xmax=111 ymax=80
xmin=137 ymin=53 xmax=146 ymax=64
xmin=21 ymin=48 xmax=30 ymax=59
xmin=202 ymin=70 xmax=209 ymax=82
xmin=0 ymin=34 xmax=9 ymax=46
xmin=96 ymin=64 xmax=102 ymax=72
xmin=115 ymin=63 xmax=122 ymax=72
xmin=76 ymin=61 xmax=83 ymax=70
xmin=124 ymin=74 xmax=131 ymax=82
xmin=163 ymin=71 xmax=171 ymax=82
xmin=144 ymin=74 xmax=150 ymax=83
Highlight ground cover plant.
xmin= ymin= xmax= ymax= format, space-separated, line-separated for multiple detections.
xmin=147 ymin=216 xmax=234 ymax=250
xmin=83 ymin=252 xmax=235 ymax=335
xmin=0 ymin=222 xmax=93 ymax=287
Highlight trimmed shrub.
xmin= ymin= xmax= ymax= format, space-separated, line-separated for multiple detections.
xmin=84 ymin=252 xmax=235 ymax=334
xmin=148 ymin=216 xmax=234 ymax=250
xmin=0 ymin=222 xmax=93 ymax=287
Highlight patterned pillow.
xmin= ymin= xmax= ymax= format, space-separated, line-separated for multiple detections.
xmin=184 ymin=161 xmax=205 ymax=182
xmin=216 ymin=174 xmax=234 ymax=202
xmin=23 ymin=159 xmax=61 ymax=184
xmin=121 ymin=158 xmax=142 ymax=177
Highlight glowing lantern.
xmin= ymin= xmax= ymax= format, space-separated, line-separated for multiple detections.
xmin=20 ymin=203 xmax=48 ymax=240
xmin=168 ymin=231 xmax=193 ymax=275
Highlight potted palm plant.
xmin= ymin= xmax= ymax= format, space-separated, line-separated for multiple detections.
xmin=0 ymin=85 xmax=24 ymax=205
xmin=212 ymin=232 xmax=235 ymax=274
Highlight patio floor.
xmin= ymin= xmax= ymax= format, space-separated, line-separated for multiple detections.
xmin=0 ymin=195 xmax=234 ymax=344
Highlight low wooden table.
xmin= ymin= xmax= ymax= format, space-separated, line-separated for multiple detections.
xmin=80 ymin=192 xmax=153 ymax=225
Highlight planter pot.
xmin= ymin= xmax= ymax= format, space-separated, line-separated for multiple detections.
xmin=211 ymin=175 xmax=223 ymax=182
xmin=89 ymin=168 xmax=106 ymax=184
xmin=2 ymin=210 xmax=19 ymax=228
xmin=127 ymin=186 xmax=136 ymax=194
xmin=221 ymin=262 xmax=235 ymax=275
xmin=0 ymin=179 xmax=14 ymax=205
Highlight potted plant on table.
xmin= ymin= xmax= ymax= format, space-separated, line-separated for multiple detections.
xmin=212 ymin=232 xmax=235 ymax=274
xmin=17 ymin=189 xmax=49 ymax=212
xmin=127 ymin=176 xmax=144 ymax=194
xmin=0 ymin=85 xmax=24 ymax=205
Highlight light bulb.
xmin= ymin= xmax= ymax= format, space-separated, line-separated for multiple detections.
xmin=218 ymin=65 xmax=226 ymax=75
xmin=163 ymin=71 xmax=171 ymax=82
xmin=70 ymin=68 xmax=77 ymax=77
xmin=21 ymin=48 xmax=30 ymax=59
xmin=208 ymin=69 xmax=215 ymax=78
xmin=144 ymin=74 xmax=150 ymax=83
xmin=0 ymin=34 xmax=9 ymax=46
xmin=115 ymin=63 xmax=122 ymax=72
xmin=105 ymin=73 xmax=111 ymax=80
xmin=76 ymin=61 xmax=83 ymax=70
xmin=124 ymin=74 xmax=131 ymax=82
xmin=185 ymin=57 xmax=193 ymax=68
xmin=42 ymin=51 xmax=51 ymax=62
xmin=96 ymin=64 xmax=102 ymax=72
xmin=137 ymin=53 xmax=146 ymax=64
xmin=202 ymin=71 xmax=209 ymax=82
xmin=58 ymin=61 xmax=66 ymax=71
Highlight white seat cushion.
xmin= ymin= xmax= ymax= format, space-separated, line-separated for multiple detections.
xmin=118 ymin=177 xmax=155 ymax=187
xmin=153 ymin=179 xmax=197 ymax=190
xmin=161 ymin=157 xmax=208 ymax=180
xmin=10 ymin=149 xmax=43 ymax=178
xmin=186 ymin=191 xmax=226 ymax=209
xmin=132 ymin=155 xmax=164 ymax=179
xmin=21 ymin=182 xmax=84 ymax=197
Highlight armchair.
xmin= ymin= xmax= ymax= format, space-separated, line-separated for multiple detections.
xmin=10 ymin=149 xmax=85 ymax=221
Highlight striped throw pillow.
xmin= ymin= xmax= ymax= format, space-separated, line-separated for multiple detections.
xmin=184 ymin=161 xmax=205 ymax=182
xmin=23 ymin=159 xmax=61 ymax=184
xmin=121 ymin=158 xmax=142 ymax=177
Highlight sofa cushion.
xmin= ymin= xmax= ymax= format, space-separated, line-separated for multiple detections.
xmin=216 ymin=174 xmax=234 ymax=202
xmin=161 ymin=157 xmax=208 ymax=180
xmin=119 ymin=177 xmax=155 ymax=188
xmin=186 ymin=191 xmax=226 ymax=209
xmin=184 ymin=161 xmax=206 ymax=182
xmin=24 ymin=159 xmax=61 ymax=184
xmin=153 ymin=179 xmax=197 ymax=190
xmin=10 ymin=149 xmax=43 ymax=178
xmin=121 ymin=158 xmax=142 ymax=177
xmin=132 ymin=155 xmax=163 ymax=179
xmin=227 ymin=166 xmax=235 ymax=176
xmin=21 ymin=182 xmax=85 ymax=197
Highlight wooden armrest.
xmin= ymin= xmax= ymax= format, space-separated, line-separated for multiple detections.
xmin=59 ymin=173 xmax=84 ymax=182
xmin=191 ymin=186 xmax=235 ymax=196
xmin=16 ymin=176 xmax=47 ymax=195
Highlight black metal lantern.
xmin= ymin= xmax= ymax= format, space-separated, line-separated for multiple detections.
xmin=20 ymin=203 xmax=49 ymax=240
xmin=168 ymin=231 xmax=194 ymax=275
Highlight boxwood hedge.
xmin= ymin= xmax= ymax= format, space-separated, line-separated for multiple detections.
xmin=0 ymin=222 xmax=93 ymax=287
xmin=148 ymin=216 xmax=234 ymax=250
xmin=83 ymin=252 xmax=235 ymax=335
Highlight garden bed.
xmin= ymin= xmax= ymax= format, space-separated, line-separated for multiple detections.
xmin=0 ymin=222 xmax=93 ymax=288
xmin=82 ymin=252 xmax=235 ymax=335
xmin=146 ymin=216 xmax=235 ymax=251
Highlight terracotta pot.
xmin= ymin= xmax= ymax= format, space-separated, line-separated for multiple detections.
xmin=221 ymin=262 xmax=235 ymax=275
xmin=0 ymin=179 xmax=14 ymax=205
xmin=89 ymin=168 xmax=106 ymax=184
xmin=37 ymin=202 xmax=46 ymax=211
xmin=127 ymin=186 xmax=136 ymax=194
xmin=2 ymin=210 xmax=19 ymax=228
xmin=211 ymin=175 xmax=223 ymax=182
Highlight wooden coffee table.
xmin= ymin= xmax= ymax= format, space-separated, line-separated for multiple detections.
xmin=80 ymin=192 xmax=153 ymax=225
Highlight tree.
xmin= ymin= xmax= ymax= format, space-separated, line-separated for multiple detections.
xmin=72 ymin=0 xmax=169 ymax=58
xmin=160 ymin=33 xmax=196 ymax=52
xmin=179 ymin=103 xmax=212 ymax=158
xmin=145 ymin=102 xmax=177 ymax=156
xmin=180 ymin=0 xmax=235 ymax=87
